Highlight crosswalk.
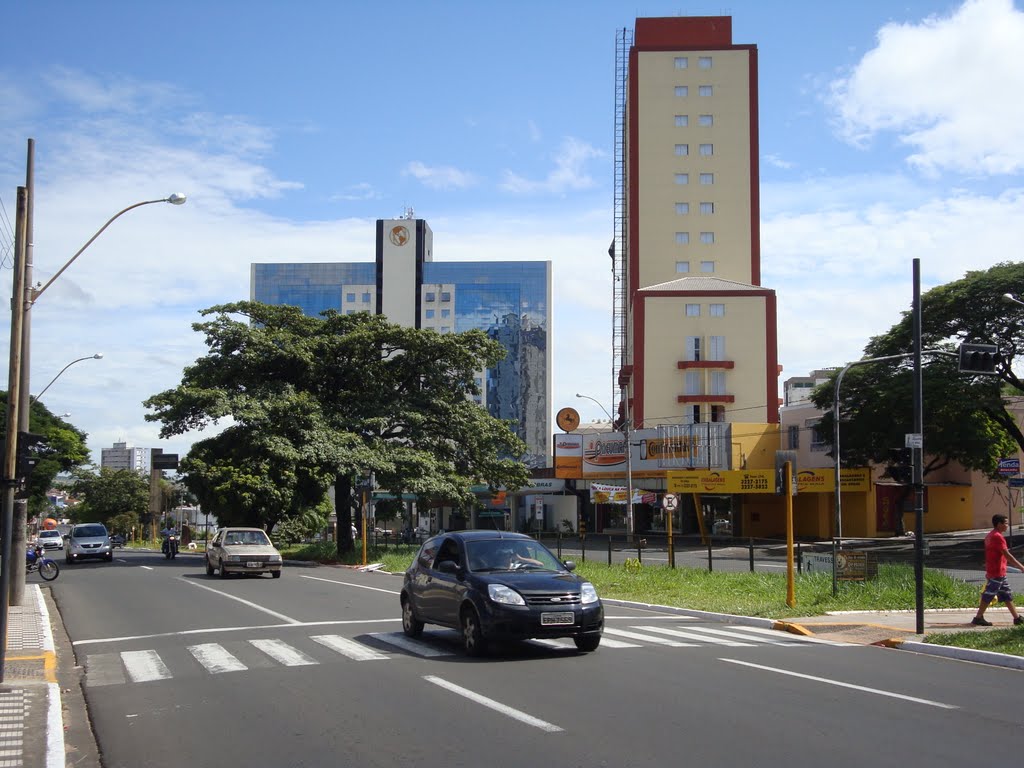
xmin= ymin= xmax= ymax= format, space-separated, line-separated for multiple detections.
xmin=84 ymin=624 xmax=850 ymax=688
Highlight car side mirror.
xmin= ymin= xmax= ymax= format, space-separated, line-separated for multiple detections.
xmin=562 ymin=560 xmax=576 ymax=572
xmin=436 ymin=559 xmax=461 ymax=574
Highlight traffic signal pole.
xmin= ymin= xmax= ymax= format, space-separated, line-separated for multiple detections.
xmin=912 ymin=259 xmax=925 ymax=635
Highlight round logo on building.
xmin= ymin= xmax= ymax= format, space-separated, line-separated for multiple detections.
xmin=389 ymin=225 xmax=410 ymax=246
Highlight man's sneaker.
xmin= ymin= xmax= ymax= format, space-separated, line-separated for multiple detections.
xmin=971 ymin=617 xmax=993 ymax=626
xmin=1014 ymin=616 xmax=1024 ymax=626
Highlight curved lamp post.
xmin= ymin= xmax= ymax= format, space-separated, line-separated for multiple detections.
xmin=30 ymin=353 xmax=103 ymax=405
xmin=577 ymin=392 xmax=634 ymax=538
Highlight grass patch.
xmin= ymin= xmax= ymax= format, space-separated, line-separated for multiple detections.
xmin=926 ymin=626 xmax=1024 ymax=656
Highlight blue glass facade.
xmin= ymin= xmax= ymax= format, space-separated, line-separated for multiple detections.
xmin=251 ymin=243 xmax=551 ymax=467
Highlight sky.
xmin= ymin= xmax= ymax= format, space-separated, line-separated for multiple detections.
xmin=2 ymin=0 xmax=1023 ymax=467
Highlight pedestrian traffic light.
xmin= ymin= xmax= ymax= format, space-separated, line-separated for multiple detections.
xmin=884 ymin=447 xmax=913 ymax=485
xmin=958 ymin=342 xmax=1000 ymax=374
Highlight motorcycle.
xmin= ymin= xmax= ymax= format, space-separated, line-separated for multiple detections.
xmin=162 ymin=533 xmax=179 ymax=559
xmin=26 ymin=545 xmax=59 ymax=581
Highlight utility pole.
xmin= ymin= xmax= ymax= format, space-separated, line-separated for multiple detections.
xmin=912 ymin=258 xmax=925 ymax=634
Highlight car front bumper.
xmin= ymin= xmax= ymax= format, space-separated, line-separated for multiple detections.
xmin=69 ymin=545 xmax=111 ymax=560
xmin=222 ymin=562 xmax=282 ymax=575
xmin=478 ymin=601 xmax=604 ymax=641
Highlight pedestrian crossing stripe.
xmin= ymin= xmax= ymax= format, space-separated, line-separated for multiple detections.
xmin=83 ymin=625 xmax=849 ymax=686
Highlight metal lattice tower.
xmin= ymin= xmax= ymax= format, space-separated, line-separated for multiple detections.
xmin=612 ymin=27 xmax=632 ymax=420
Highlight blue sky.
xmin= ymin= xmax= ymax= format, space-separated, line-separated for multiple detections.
xmin=2 ymin=0 xmax=1023 ymax=466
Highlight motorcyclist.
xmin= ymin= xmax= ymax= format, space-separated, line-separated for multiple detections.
xmin=160 ymin=525 xmax=178 ymax=555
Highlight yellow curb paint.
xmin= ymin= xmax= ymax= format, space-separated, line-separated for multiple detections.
xmin=774 ymin=621 xmax=814 ymax=637
xmin=4 ymin=651 xmax=57 ymax=683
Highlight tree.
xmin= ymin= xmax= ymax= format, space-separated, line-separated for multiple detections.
xmin=811 ymin=261 xmax=1024 ymax=531
xmin=70 ymin=467 xmax=150 ymax=527
xmin=145 ymin=302 xmax=531 ymax=554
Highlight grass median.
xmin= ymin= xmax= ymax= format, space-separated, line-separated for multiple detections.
xmin=282 ymin=541 xmax=1023 ymax=657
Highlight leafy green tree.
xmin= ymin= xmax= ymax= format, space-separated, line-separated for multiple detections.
xmin=811 ymin=262 xmax=1024 ymax=531
xmin=69 ymin=467 xmax=150 ymax=526
xmin=145 ymin=302 xmax=530 ymax=554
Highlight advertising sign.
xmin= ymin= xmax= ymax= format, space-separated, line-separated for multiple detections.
xmin=667 ymin=470 xmax=776 ymax=494
xmin=998 ymin=458 xmax=1020 ymax=476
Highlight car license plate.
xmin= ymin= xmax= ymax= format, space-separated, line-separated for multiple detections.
xmin=541 ymin=612 xmax=575 ymax=626
xmin=245 ymin=561 xmax=262 ymax=568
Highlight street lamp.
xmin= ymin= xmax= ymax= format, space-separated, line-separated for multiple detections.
xmin=1003 ymin=293 xmax=1024 ymax=308
xmin=30 ymin=353 xmax=103 ymax=405
xmin=577 ymin=392 xmax=634 ymax=539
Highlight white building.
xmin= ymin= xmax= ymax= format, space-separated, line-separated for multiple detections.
xmin=100 ymin=441 xmax=150 ymax=474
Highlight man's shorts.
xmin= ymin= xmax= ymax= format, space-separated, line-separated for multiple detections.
xmin=981 ymin=577 xmax=1014 ymax=604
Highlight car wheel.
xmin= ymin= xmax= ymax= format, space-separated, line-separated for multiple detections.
xmin=271 ymin=570 xmax=282 ymax=579
xmin=205 ymin=558 xmax=215 ymax=576
xmin=573 ymin=635 xmax=601 ymax=653
xmin=460 ymin=607 xmax=487 ymax=657
xmin=219 ymin=562 xmax=229 ymax=578
xmin=401 ymin=596 xmax=424 ymax=638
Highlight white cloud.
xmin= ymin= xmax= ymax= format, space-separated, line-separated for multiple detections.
xmin=403 ymin=160 xmax=478 ymax=190
xmin=501 ymin=137 xmax=604 ymax=194
xmin=829 ymin=0 xmax=1024 ymax=175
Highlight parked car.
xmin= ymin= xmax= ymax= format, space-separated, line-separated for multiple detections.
xmin=109 ymin=534 xmax=126 ymax=548
xmin=66 ymin=523 xmax=113 ymax=563
xmin=206 ymin=527 xmax=283 ymax=578
xmin=400 ymin=531 xmax=603 ymax=656
xmin=35 ymin=529 xmax=64 ymax=551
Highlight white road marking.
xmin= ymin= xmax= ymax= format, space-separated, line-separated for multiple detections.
xmin=632 ymin=625 xmax=752 ymax=646
xmin=311 ymin=634 xmax=389 ymax=661
xmin=73 ymin=618 xmax=401 ymax=647
xmin=720 ymin=659 xmax=959 ymax=709
xmin=367 ymin=632 xmax=454 ymax=657
xmin=188 ymin=643 xmax=248 ymax=674
xmin=299 ymin=574 xmax=402 ymax=595
xmin=730 ymin=625 xmax=853 ymax=646
xmin=424 ymin=676 xmax=563 ymax=733
xmin=121 ymin=650 xmax=172 ymax=683
xmin=249 ymin=638 xmax=318 ymax=666
xmin=604 ymin=627 xmax=695 ymax=646
xmin=83 ymin=654 xmax=126 ymax=687
xmin=184 ymin=579 xmax=301 ymax=624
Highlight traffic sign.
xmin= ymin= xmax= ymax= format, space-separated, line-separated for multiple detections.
xmin=662 ymin=493 xmax=678 ymax=510
xmin=998 ymin=458 xmax=1020 ymax=476
xmin=1009 ymin=477 xmax=1024 ymax=488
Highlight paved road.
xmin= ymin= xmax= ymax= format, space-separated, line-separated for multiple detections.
xmin=32 ymin=549 xmax=1022 ymax=767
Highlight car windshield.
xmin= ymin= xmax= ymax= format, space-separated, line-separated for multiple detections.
xmin=465 ymin=539 xmax=563 ymax=572
xmin=39 ymin=531 xmax=60 ymax=538
xmin=224 ymin=531 xmax=271 ymax=546
xmin=73 ymin=525 xmax=107 ymax=537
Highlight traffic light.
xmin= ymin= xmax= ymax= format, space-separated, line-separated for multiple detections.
xmin=16 ymin=431 xmax=48 ymax=481
xmin=884 ymin=447 xmax=913 ymax=485
xmin=958 ymin=342 xmax=1000 ymax=374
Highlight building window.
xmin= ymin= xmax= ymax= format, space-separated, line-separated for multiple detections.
xmin=674 ymin=144 xmax=689 ymax=156
xmin=699 ymin=56 xmax=712 ymax=69
xmin=700 ymin=173 xmax=714 ymax=185
xmin=711 ymin=405 xmax=726 ymax=422
xmin=710 ymin=303 xmax=725 ymax=316
xmin=700 ymin=260 xmax=714 ymax=272
xmin=709 ymin=335 xmax=725 ymax=360
xmin=440 ymin=326 xmax=451 ymax=333
xmin=425 ymin=292 xmax=436 ymax=302
xmin=425 ymin=309 xmax=435 ymax=319
xmin=684 ymin=370 xmax=702 ymax=395
xmin=675 ymin=115 xmax=688 ymax=127
xmin=710 ymin=371 xmax=726 ymax=395
xmin=346 ymin=309 xmax=355 ymax=315
xmin=675 ymin=232 xmax=690 ymax=244
xmin=700 ymin=232 xmax=715 ymax=244
xmin=441 ymin=308 xmax=450 ymax=318
xmin=699 ymin=143 xmax=713 ymax=156
xmin=361 ymin=292 xmax=371 ymax=302
xmin=674 ymin=86 xmax=689 ymax=97
xmin=809 ymin=419 xmax=827 ymax=451
xmin=688 ymin=405 xmax=702 ymax=423
xmin=686 ymin=303 xmax=700 ymax=317
xmin=346 ymin=293 xmax=356 ymax=303
xmin=686 ymin=336 xmax=701 ymax=361
xmin=675 ymin=202 xmax=690 ymax=215
xmin=699 ymin=114 xmax=713 ymax=127
xmin=674 ymin=57 xmax=688 ymax=69
xmin=699 ymin=85 xmax=713 ymax=97
xmin=787 ymin=425 xmax=800 ymax=449
xmin=440 ymin=291 xmax=451 ymax=302
xmin=675 ymin=261 xmax=690 ymax=273
xmin=674 ymin=173 xmax=689 ymax=185
xmin=700 ymin=202 xmax=714 ymax=215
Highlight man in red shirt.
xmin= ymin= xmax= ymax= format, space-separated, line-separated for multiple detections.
xmin=972 ymin=514 xmax=1024 ymax=626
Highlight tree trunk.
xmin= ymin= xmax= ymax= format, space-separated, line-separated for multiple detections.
xmin=335 ymin=474 xmax=355 ymax=556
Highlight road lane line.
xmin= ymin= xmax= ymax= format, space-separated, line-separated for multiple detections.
xmin=367 ymin=632 xmax=454 ymax=657
xmin=188 ymin=643 xmax=248 ymax=674
xmin=423 ymin=676 xmax=563 ymax=733
xmin=720 ymin=659 xmax=959 ymax=709
xmin=299 ymin=574 xmax=401 ymax=595
xmin=184 ymin=579 xmax=302 ymax=623
xmin=311 ymin=634 xmax=389 ymax=661
xmin=121 ymin=650 xmax=172 ymax=683
xmin=249 ymin=638 xmax=318 ymax=667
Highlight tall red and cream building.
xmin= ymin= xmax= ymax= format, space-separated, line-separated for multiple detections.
xmin=618 ymin=16 xmax=778 ymax=431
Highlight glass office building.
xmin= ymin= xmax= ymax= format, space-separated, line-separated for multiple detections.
xmin=251 ymin=218 xmax=552 ymax=467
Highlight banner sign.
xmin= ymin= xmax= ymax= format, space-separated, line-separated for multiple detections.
xmin=667 ymin=468 xmax=872 ymax=495
xmin=589 ymin=482 xmax=644 ymax=505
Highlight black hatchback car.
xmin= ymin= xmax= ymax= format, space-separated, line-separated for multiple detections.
xmin=400 ymin=531 xmax=603 ymax=656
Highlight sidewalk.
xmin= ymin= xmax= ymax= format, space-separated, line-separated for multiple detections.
xmin=1 ymin=583 xmax=62 ymax=768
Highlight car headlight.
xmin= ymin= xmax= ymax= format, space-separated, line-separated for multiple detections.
xmin=268 ymin=554 xmax=282 ymax=562
xmin=488 ymin=584 xmax=526 ymax=606
xmin=226 ymin=555 xmax=242 ymax=562
xmin=581 ymin=582 xmax=599 ymax=605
